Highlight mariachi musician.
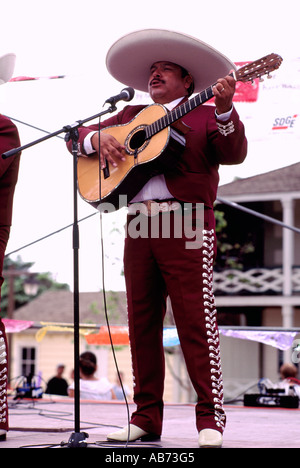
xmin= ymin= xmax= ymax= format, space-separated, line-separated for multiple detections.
xmin=67 ymin=29 xmax=247 ymax=448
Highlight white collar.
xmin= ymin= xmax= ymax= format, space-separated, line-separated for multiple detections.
xmin=164 ymin=96 xmax=185 ymax=111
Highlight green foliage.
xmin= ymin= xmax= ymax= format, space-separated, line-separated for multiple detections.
xmin=1 ymin=256 xmax=70 ymax=318
xmin=214 ymin=209 xmax=255 ymax=271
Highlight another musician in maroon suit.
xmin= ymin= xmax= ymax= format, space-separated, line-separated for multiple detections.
xmin=68 ymin=30 xmax=247 ymax=448
xmin=0 ymin=53 xmax=21 ymax=442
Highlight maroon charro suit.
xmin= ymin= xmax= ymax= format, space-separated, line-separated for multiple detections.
xmin=70 ymin=101 xmax=247 ymax=437
xmin=0 ymin=115 xmax=21 ymax=432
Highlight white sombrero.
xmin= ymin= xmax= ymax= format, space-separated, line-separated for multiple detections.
xmin=0 ymin=53 xmax=16 ymax=85
xmin=106 ymin=29 xmax=236 ymax=93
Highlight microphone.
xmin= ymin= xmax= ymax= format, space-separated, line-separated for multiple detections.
xmin=105 ymin=87 xmax=135 ymax=105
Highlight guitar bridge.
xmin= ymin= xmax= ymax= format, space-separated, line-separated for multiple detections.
xmin=103 ymin=159 xmax=110 ymax=179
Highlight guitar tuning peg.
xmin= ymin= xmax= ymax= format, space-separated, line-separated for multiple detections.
xmin=259 ymin=76 xmax=264 ymax=82
xmin=267 ymin=73 xmax=272 ymax=79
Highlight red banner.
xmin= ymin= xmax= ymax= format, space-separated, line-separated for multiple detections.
xmin=233 ymin=62 xmax=260 ymax=102
xmin=86 ymin=326 xmax=130 ymax=346
xmin=9 ymin=75 xmax=65 ymax=82
xmin=2 ymin=318 xmax=34 ymax=333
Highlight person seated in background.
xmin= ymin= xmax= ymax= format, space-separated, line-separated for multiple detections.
xmin=68 ymin=351 xmax=116 ymax=400
xmin=113 ymin=371 xmax=132 ymax=401
xmin=45 ymin=364 xmax=69 ymax=396
xmin=278 ymin=363 xmax=300 ymax=399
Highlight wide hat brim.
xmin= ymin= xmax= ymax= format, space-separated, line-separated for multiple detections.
xmin=0 ymin=53 xmax=16 ymax=85
xmin=106 ymin=29 xmax=236 ymax=93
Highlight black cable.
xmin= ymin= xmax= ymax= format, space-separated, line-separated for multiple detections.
xmin=217 ymin=197 xmax=300 ymax=235
xmin=96 ymin=118 xmax=131 ymax=447
xmin=2 ymin=115 xmax=65 ymax=139
xmin=4 ymin=212 xmax=97 ymax=257
xmin=8 ymin=397 xmax=123 ymax=429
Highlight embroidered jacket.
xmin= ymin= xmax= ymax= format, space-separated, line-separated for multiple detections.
xmin=0 ymin=115 xmax=21 ymax=227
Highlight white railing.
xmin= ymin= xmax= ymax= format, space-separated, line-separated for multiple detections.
xmin=213 ymin=268 xmax=300 ymax=295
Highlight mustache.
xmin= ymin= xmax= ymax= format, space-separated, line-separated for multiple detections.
xmin=150 ymin=77 xmax=165 ymax=86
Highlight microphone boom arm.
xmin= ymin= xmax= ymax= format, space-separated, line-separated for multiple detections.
xmin=2 ymin=103 xmax=118 ymax=159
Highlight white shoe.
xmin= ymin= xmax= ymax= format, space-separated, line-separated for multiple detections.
xmin=0 ymin=430 xmax=7 ymax=442
xmin=198 ymin=429 xmax=223 ymax=448
xmin=107 ymin=424 xmax=159 ymax=442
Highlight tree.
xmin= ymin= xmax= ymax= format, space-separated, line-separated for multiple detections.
xmin=214 ymin=208 xmax=255 ymax=271
xmin=1 ymin=256 xmax=70 ymax=318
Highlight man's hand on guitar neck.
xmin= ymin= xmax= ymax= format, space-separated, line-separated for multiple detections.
xmin=91 ymin=132 xmax=126 ymax=169
xmin=213 ymin=73 xmax=236 ymax=116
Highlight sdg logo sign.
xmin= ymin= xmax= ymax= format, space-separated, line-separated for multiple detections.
xmin=272 ymin=114 xmax=298 ymax=131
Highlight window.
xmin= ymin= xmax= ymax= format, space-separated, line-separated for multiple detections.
xmin=20 ymin=347 xmax=36 ymax=378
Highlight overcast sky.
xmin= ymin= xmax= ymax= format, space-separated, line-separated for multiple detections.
xmin=0 ymin=0 xmax=299 ymax=292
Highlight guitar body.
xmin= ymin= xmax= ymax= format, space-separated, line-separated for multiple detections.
xmin=77 ymin=104 xmax=185 ymax=209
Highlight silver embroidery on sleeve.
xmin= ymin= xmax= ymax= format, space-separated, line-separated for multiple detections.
xmin=216 ymin=120 xmax=235 ymax=136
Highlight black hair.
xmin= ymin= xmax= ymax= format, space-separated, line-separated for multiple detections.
xmin=79 ymin=351 xmax=97 ymax=376
xmin=180 ymin=66 xmax=195 ymax=96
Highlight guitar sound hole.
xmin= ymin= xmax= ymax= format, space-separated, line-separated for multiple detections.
xmin=129 ymin=129 xmax=146 ymax=150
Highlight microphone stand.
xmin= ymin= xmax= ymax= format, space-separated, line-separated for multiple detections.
xmin=2 ymin=103 xmax=117 ymax=448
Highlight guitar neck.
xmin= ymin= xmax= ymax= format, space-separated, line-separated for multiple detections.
xmin=145 ymin=79 xmax=224 ymax=139
xmin=144 ymin=50 xmax=284 ymax=139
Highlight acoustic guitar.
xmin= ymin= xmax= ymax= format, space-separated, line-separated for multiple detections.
xmin=77 ymin=53 xmax=283 ymax=209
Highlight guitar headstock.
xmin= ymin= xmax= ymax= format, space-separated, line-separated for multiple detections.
xmin=235 ymin=53 xmax=283 ymax=83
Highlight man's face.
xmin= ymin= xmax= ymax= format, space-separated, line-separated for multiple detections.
xmin=148 ymin=61 xmax=192 ymax=104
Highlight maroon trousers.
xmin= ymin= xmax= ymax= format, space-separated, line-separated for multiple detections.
xmin=124 ymin=206 xmax=226 ymax=436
